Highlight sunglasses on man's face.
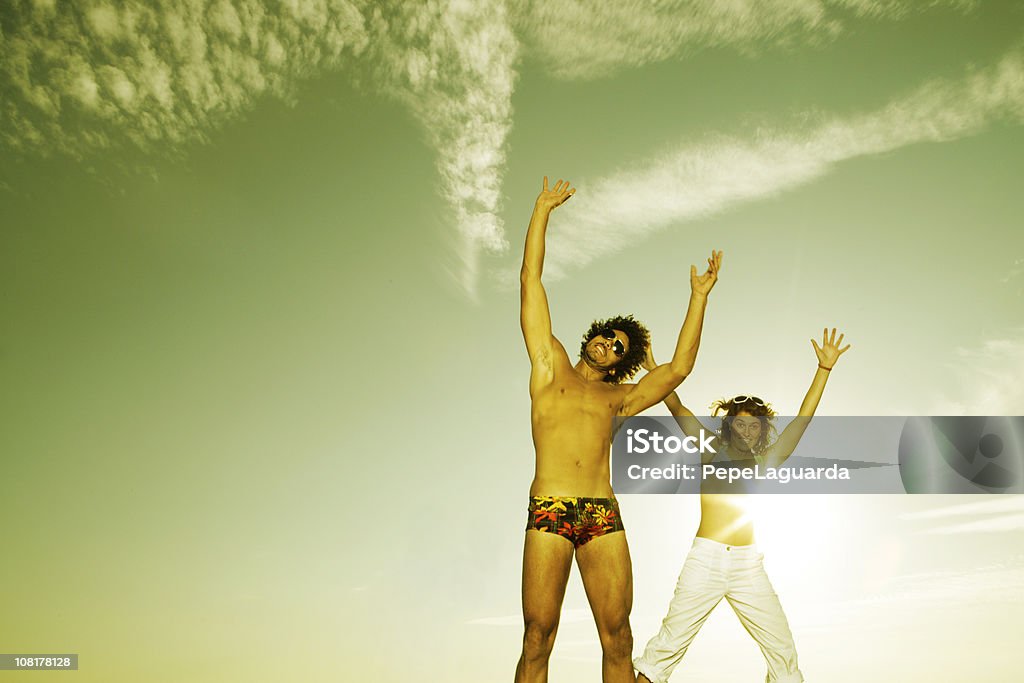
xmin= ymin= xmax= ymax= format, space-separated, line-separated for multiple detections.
xmin=599 ymin=329 xmax=626 ymax=357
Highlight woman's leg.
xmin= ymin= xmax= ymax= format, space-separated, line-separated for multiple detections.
xmin=724 ymin=552 xmax=803 ymax=683
xmin=634 ymin=542 xmax=726 ymax=683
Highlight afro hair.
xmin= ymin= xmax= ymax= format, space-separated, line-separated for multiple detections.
xmin=579 ymin=315 xmax=650 ymax=384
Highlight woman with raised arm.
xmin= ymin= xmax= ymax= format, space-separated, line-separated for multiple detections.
xmin=634 ymin=329 xmax=851 ymax=683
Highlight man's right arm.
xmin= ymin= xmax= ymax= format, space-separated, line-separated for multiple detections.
xmin=521 ymin=176 xmax=575 ymax=395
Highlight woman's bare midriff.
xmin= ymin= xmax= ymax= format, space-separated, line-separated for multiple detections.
xmin=695 ymin=494 xmax=755 ymax=546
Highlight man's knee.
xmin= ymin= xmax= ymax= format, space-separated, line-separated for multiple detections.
xmin=521 ymin=618 xmax=558 ymax=660
xmin=598 ymin=618 xmax=632 ymax=658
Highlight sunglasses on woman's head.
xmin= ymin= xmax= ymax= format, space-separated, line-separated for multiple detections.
xmin=599 ymin=329 xmax=625 ymax=357
xmin=731 ymin=395 xmax=767 ymax=408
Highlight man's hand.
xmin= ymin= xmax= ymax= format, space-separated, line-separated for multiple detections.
xmin=535 ymin=176 xmax=575 ymax=213
xmin=690 ymin=250 xmax=723 ymax=296
xmin=641 ymin=342 xmax=657 ymax=372
xmin=811 ymin=327 xmax=851 ymax=370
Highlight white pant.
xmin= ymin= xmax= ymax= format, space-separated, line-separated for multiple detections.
xmin=634 ymin=538 xmax=804 ymax=683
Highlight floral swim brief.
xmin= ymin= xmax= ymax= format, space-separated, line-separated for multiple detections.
xmin=526 ymin=496 xmax=625 ymax=548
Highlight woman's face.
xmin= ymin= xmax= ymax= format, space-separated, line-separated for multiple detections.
xmin=731 ymin=411 xmax=763 ymax=451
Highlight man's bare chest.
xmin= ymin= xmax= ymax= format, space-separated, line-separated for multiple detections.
xmin=533 ymin=379 xmax=623 ymax=420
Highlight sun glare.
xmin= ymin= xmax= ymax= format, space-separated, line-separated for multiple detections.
xmin=748 ymin=496 xmax=839 ymax=576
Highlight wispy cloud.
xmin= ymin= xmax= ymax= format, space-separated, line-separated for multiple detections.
xmin=514 ymin=0 xmax=974 ymax=81
xmin=467 ymin=607 xmax=591 ymax=627
xmin=0 ymin=0 xmax=516 ymax=296
xmin=926 ymin=514 xmax=1024 ymax=535
xmin=864 ymin=558 xmax=1024 ymax=604
xmin=791 ymin=556 xmax=1024 ymax=637
xmin=932 ymin=327 xmax=1024 ymax=415
xmin=533 ymin=43 xmax=1024 ymax=279
xmin=0 ymin=1 xmax=1000 ymax=297
xmin=901 ymin=498 xmax=1024 ymax=534
xmin=368 ymin=1 xmax=518 ymax=297
xmin=0 ymin=0 xmax=371 ymax=156
xmin=902 ymin=497 xmax=1024 ymax=521
xmin=1002 ymin=257 xmax=1024 ymax=296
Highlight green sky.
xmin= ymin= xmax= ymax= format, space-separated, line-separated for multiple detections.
xmin=2 ymin=1 xmax=1024 ymax=680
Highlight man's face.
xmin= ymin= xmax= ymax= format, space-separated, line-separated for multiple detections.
xmin=731 ymin=411 xmax=763 ymax=452
xmin=586 ymin=328 xmax=628 ymax=369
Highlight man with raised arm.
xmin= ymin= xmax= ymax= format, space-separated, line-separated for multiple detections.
xmin=516 ymin=175 xmax=723 ymax=683
xmin=633 ymin=328 xmax=851 ymax=683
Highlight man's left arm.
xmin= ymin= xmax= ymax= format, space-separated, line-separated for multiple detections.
xmin=621 ymin=250 xmax=722 ymax=416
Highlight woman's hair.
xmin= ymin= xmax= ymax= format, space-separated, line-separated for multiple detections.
xmin=710 ymin=395 xmax=778 ymax=454
xmin=579 ymin=315 xmax=650 ymax=384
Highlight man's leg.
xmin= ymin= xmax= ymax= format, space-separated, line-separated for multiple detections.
xmin=724 ymin=554 xmax=803 ymax=683
xmin=576 ymin=530 xmax=634 ymax=683
xmin=516 ymin=530 xmax=574 ymax=683
xmin=634 ymin=542 xmax=726 ymax=683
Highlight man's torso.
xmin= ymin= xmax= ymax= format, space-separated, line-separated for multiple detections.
xmin=529 ymin=355 xmax=628 ymax=497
